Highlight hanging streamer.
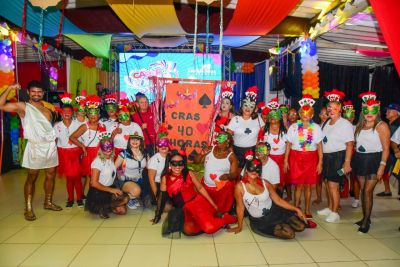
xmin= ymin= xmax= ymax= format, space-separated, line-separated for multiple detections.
xmin=38 ymin=9 xmax=45 ymax=65
xmin=219 ymin=0 xmax=223 ymax=55
xmin=193 ymin=1 xmax=198 ymax=55
xmin=56 ymin=0 xmax=66 ymax=48
xmin=206 ymin=5 xmax=210 ymax=55
xmin=21 ymin=0 xmax=27 ymax=42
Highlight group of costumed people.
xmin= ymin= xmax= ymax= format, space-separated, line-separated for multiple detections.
xmin=0 ymin=80 xmax=394 ymax=240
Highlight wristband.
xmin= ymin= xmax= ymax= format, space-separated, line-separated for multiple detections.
xmin=380 ymin=161 xmax=386 ymax=166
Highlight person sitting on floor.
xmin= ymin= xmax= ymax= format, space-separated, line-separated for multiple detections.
xmin=228 ymin=155 xmax=307 ymax=239
xmin=85 ymin=135 xmax=129 ymax=219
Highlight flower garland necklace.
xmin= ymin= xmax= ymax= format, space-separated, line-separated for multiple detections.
xmin=297 ymin=120 xmax=314 ymax=151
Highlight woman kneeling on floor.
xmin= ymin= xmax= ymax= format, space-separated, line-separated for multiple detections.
xmin=115 ymin=132 xmax=149 ymax=210
xmin=152 ymin=149 xmax=237 ymax=238
xmin=228 ymin=155 xmax=307 ymax=239
xmin=85 ymin=134 xmax=129 ymax=219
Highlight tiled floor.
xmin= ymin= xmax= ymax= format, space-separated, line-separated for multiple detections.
xmin=1 ymin=169 xmax=400 ymax=267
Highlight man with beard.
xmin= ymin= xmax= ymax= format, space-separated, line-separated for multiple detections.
xmin=0 ymin=81 xmax=62 ymax=221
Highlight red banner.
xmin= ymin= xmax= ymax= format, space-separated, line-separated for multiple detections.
xmin=165 ymin=83 xmax=215 ymax=158
xmin=224 ymin=0 xmax=300 ymax=35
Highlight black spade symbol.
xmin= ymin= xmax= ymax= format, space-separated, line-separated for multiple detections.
xmin=199 ymin=93 xmax=211 ymax=108
xmin=244 ymin=128 xmax=252 ymax=134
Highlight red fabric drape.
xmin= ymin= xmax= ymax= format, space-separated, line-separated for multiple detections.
xmin=17 ymin=61 xmax=66 ymax=91
xmin=224 ymin=0 xmax=300 ymax=35
xmin=370 ymin=0 xmax=400 ymax=75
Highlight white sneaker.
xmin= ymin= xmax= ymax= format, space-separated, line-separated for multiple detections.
xmin=326 ymin=212 xmax=340 ymax=223
xmin=127 ymin=199 xmax=138 ymax=210
xmin=317 ymin=208 xmax=332 ymax=216
xmin=352 ymin=199 xmax=360 ymax=208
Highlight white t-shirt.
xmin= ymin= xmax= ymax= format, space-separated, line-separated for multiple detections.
xmin=147 ymin=152 xmax=166 ymax=183
xmin=263 ymin=132 xmax=287 ymax=155
xmin=261 ymin=159 xmax=280 ymax=185
xmin=322 ymin=118 xmax=354 ymax=153
xmin=227 ymin=116 xmax=265 ymax=147
xmin=240 ymin=158 xmax=279 ymax=185
xmin=91 ymin=157 xmax=116 ymax=186
xmin=391 ymin=127 xmax=400 ymax=144
xmin=286 ymin=121 xmax=323 ymax=151
xmin=113 ymin=122 xmax=143 ymax=149
xmin=54 ymin=120 xmax=81 ymax=148
xmin=101 ymin=118 xmax=118 ymax=134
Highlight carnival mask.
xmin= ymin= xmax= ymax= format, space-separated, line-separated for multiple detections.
xmin=100 ymin=140 xmax=114 ymax=152
xmin=242 ymin=98 xmax=256 ymax=110
xmin=118 ymin=112 xmax=130 ymax=122
xmin=105 ymin=104 xmax=117 ymax=112
xmin=327 ymin=102 xmax=342 ymax=116
xmin=62 ymin=108 xmax=73 ymax=116
xmin=343 ymin=108 xmax=355 ymax=119
xmin=299 ymin=106 xmax=314 ymax=119
xmin=362 ymin=105 xmax=380 ymax=115
xmin=77 ymin=105 xmax=86 ymax=113
xmin=246 ymin=161 xmax=262 ymax=175
xmin=157 ymin=137 xmax=170 ymax=148
xmin=256 ymin=145 xmax=269 ymax=156
xmin=279 ymin=105 xmax=289 ymax=114
xmin=87 ymin=108 xmax=99 ymax=116
xmin=170 ymin=160 xmax=184 ymax=167
xmin=215 ymin=133 xmax=229 ymax=143
xmin=268 ymin=110 xmax=282 ymax=120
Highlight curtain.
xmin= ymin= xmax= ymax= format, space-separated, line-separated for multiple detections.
xmin=231 ymin=61 xmax=266 ymax=111
xmin=68 ymin=58 xmax=99 ymax=96
xmin=16 ymin=61 xmax=67 ymax=91
xmin=371 ymin=64 xmax=400 ymax=109
xmin=370 ymin=0 xmax=400 ymax=75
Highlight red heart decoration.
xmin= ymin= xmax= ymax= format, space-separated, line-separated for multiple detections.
xmin=210 ymin=173 xmax=217 ymax=180
xmin=124 ymin=135 xmax=129 ymax=140
xmin=273 ymin=138 xmax=280 ymax=144
xmin=272 ymin=148 xmax=279 ymax=151
xmin=196 ymin=123 xmax=208 ymax=134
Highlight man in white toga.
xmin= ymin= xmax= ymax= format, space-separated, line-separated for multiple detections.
xmin=0 ymin=81 xmax=62 ymax=221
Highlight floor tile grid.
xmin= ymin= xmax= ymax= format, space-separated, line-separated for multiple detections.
xmin=311 ymin=216 xmax=400 ymax=266
xmin=245 ymin=220 xmax=270 ymax=266
xmin=63 ymin=214 xmax=120 ymax=267
xmin=0 ymin=213 xmax=26 ymax=244
xmin=1 ymin=210 xmax=78 ymax=266
xmin=18 ymin=211 xmax=101 ymax=267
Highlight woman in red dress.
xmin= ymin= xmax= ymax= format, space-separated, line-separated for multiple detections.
xmin=152 ymin=150 xmax=237 ymax=238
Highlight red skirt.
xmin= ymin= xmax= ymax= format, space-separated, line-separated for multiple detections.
xmin=269 ymin=154 xmax=288 ymax=186
xmin=289 ymin=150 xmax=318 ymax=185
xmin=203 ymin=180 xmax=235 ymax=213
xmin=57 ymin=147 xmax=82 ymax=177
xmin=81 ymin=146 xmax=99 ymax=177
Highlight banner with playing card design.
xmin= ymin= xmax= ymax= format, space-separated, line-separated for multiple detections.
xmin=165 ymin=83 xmax=215 ymax=159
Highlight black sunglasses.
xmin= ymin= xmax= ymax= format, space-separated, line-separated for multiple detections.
xmin=170 ymin=160 xmax=184 ymax=167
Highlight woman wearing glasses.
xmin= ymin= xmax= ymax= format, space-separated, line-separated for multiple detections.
xmin=152 ymin=150 xmax=237 ymax=238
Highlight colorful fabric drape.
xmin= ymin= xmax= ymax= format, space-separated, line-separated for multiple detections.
xmin=108 ymin=0 xmax=186 ymax=38
xmin=212 ymin=35 xmax=260 ymax=47
xmin=370 ymin=0 xmax=400 ymax=75
xmin=0 ymin=0 xmax=84 ymax=36
xmin=65 ymin=34 xmax=112 ymax=58
xmin=224 ymin=0 xmax=300 ymax=35
xmin=139 ymin=36 xmax=188 ymax=48
xmin=68 ymin=58 xmax=99 ymax=96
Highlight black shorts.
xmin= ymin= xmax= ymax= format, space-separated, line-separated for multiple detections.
xmin=352 ymin=152 xmax=381 ymax=176
xmin=323 ymin=150 xmax=346 ymax=183
xmin=233 ymin=145 xmax=255 ymax=169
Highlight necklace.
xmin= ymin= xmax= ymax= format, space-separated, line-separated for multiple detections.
xmin=298 ymin=120 xmax=314 ymax=151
